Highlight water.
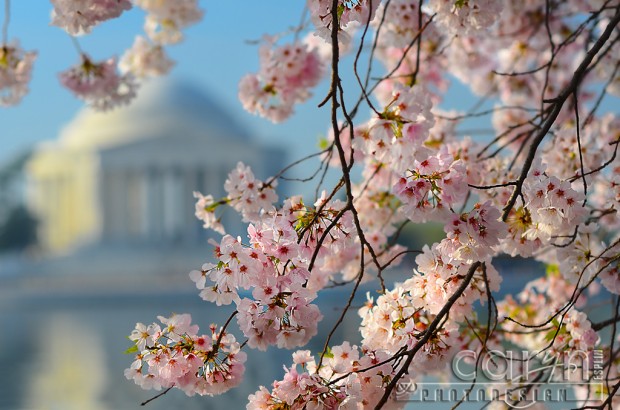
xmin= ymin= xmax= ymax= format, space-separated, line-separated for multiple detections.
xmin=0 ymin=272 xmax=365 ymax=410
xmin=0 ymin=257 xmax=606 ymax=410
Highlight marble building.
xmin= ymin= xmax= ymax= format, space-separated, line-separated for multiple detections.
xmin=2 ymin=77 xmax=364 ymax=406
xmin=26 ymin=79 xmax=284 ymax=256
xmin=0 ymin=80 xmax=292 ymax=409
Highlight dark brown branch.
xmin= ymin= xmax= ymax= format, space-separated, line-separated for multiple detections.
xmin=374 ymin=261 xmax=483 ymax=409
xmin=141 ymin=387 xmax=173 ymax=406
xmin=316 ymin=259 xmax=365 ymax=369
xmin=501 ymin=6 xmax=620 ymax=221
xmin=573 ymin=90 xmax=588 ymax=204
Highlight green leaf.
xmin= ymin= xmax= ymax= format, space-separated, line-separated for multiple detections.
xmin=124 ymin=344 xmax=139 ymax=354
xmin=323 ymin=346 xmax=334 ymax=359
xmin=337 ymin=4 xmax=345 ymax=20
xmin=543 ymin=329 xmax=557 ymax=342
xmin=455 ymin=0 xmax=467 ymax=8
xmin=546 ymin=264 xmax=560 ymax=277
xmin=318 ymin=137 xmax=330 ymax=150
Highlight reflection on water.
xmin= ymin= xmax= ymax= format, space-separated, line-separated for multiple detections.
xmin=0 ymin=258 xmax=579 ymax=410
xmin=0 ymin=275 xmax=362 ymax=410
xmin=25 ymin=315 xmax=109 ymax=410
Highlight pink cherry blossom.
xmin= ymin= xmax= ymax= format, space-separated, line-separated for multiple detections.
xmin=193 ymin=191 xmax=225 ymax=234
xmin=0 ymin=41 xmax=36 ymax=107
xmin=308 ymin=0 xmax=381 ymax=41
xmin=429 ymin=0 xmax=504 ymax=35
xmin=59 ymin=55 xmax=137 ymax=110
xmin=125 ymin=315 xmax=246 ymax=396
xmin=119 ymin=36 xmax=174 ymax=78
xmin=50 ymin=0 xmax=132 ymax=35
xmin=239 ymin=39 xmax=324 ymax=123
xmin=134 ymin=0 xmax=203 ymax=45
xmin=224 ymin=162 xmax=278 ymax=223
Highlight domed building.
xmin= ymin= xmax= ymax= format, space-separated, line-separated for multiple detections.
xmin=26 ymin=79 xmax=285 ymax=260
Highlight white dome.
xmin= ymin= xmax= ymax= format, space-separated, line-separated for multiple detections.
xmin=59 ymin=78 xmax=249 ymax=150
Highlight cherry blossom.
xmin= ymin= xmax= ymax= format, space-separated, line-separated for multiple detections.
xmin=59 ymin=55 xmax=137 ymax=110
xmin=373 ymin=0 xmax=428 ymax=49
xmin=428 ymin=0 xmax=504 ymax=35
xmin=236 ymin=267 xmax=322 ymax=350
xmin=134 ymin=0 xmax=203 ymax=45
xmin=50 ymin=0 xmax=132 ymax=35
xmin=6 ymin=1 xmax=620 ymax=406
xmin=248 ymin=344 xmax=405 ymax=409
xmin=119 ymin=36 xmax=174 ymax=78
xmin=104 ymin=1 xmax=620 ymax=407
xmin=193 ymin=191 xmax=225 ymax=234
xmin=393 ymin=150 xmax=468 ymax=222
xmin=442 ymin=201 xmax=507 ymax=262
xmin=0 ymin=42 xmax=37 ymax=106
xmin=224 ymin=162 xmax=278 ymax=223
xmin=497 ymin=270 xmax=597 ymax=356
xmin=599 ymin=263 xmax=620 ymax=295
xmin=308 ymin=0 xmax=381 ymax=41
xmin=522 ymin=171 xmax=587 ymax=242
xmin=239 ymin=39 xmax=324 ymax=123
xmin=125 ymin=314 xmax=246 ymax=397
xmin=359 ymin=281 xmax=461 ymax=370
xmin=353 ymin=83 xmax=435 ymax=171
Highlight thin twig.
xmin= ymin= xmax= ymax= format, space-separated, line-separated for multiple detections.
xmin=501 ymin=6 xmax=620 ymax=221
xmin=375 ymin=261 xmax=483 ymax=409
xmin=141 ymin=387 xmax=173 ymax=406
xmin=2 ymin=0 xmax=9 ymax=44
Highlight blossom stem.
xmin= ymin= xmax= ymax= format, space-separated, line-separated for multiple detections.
xmin=70 ymin=35 xmax=84 ymax=56
xmin=501 ymin=5 xmax=620 ymax=222
xmin=2 ymin=0 xmax=9 ymax=45
xmin=375 ymin=261 xmax=483 ymax=409
xmin=140 ymin=386 xmax=173 ymax=406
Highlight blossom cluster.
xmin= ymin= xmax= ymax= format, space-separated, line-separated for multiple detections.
xmin=193 ymin=162 xmax=278 ymax=234
xmin=239 ymin=39 xmax=324 ymax=123
xmin=308 ymin=0 xmax=381 ymax=41
xmin=115 ymin=0 xmax=620 ymax=408
xmin=125 ymin=314 xmax=246 ymax=397
xmin=59 ymin=55 xmax=137 ymax=111
xmin=249 ymin=344 xmax=405 ymax=409
xmin=3 ymin=4 xmax=619 ymax=407
xmin=237 ymin=267 xmax=322 ymax=350
xmin=522 ymin=170 xmax=586 ymax=242
xmin=3 ymin=0 xmax=207 ymax=107
xmin=497 ymin=271 xmax=599 ymax=356
xmin=135 ymin=0 xmax=203 ymax=45
xmin=118 ymin=36 xmax=175 ymax=79
xmin=0 ymin=42 xmax=37 ymax=107
xmin=354 ymin=83 xmax=435 ymax=171
xmin=224 ymin=162 xmax=279 ymax=223
xmin=442 ymin=201 xmax=507 ymax=262
xmin=52 ymin=0 xmax=201 ymax=109
xmin=116 ymin=0 xmax=202 ymax=83
xmin=428 ymin=0 xmax=504 ymax=35
xmin=373 ymin=0 xmax=429 ymax=48
xmin=392 ymin=152 xmax=467 ymax=222
xmin=50 ymin=0 xmax=132 ymax=35
xmin=359 ymin=282 xmax=461 ymax=366
xmin=360 ymin=247 xmax=501 ymax=356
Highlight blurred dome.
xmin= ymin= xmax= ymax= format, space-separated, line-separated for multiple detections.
xmin=59 ymin=78 xmax=249 ymax=150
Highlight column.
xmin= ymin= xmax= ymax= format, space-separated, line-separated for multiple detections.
xmin=162 ymin=168 xmax=184 ymax=240
xmin=138 ymin=169 xmax=149 ymax=239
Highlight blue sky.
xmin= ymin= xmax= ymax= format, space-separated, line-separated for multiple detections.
xmin=1 ymin=1 xmax=333 ymax=165
xmin=6 ymin=2 xmax=615 ymax=174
